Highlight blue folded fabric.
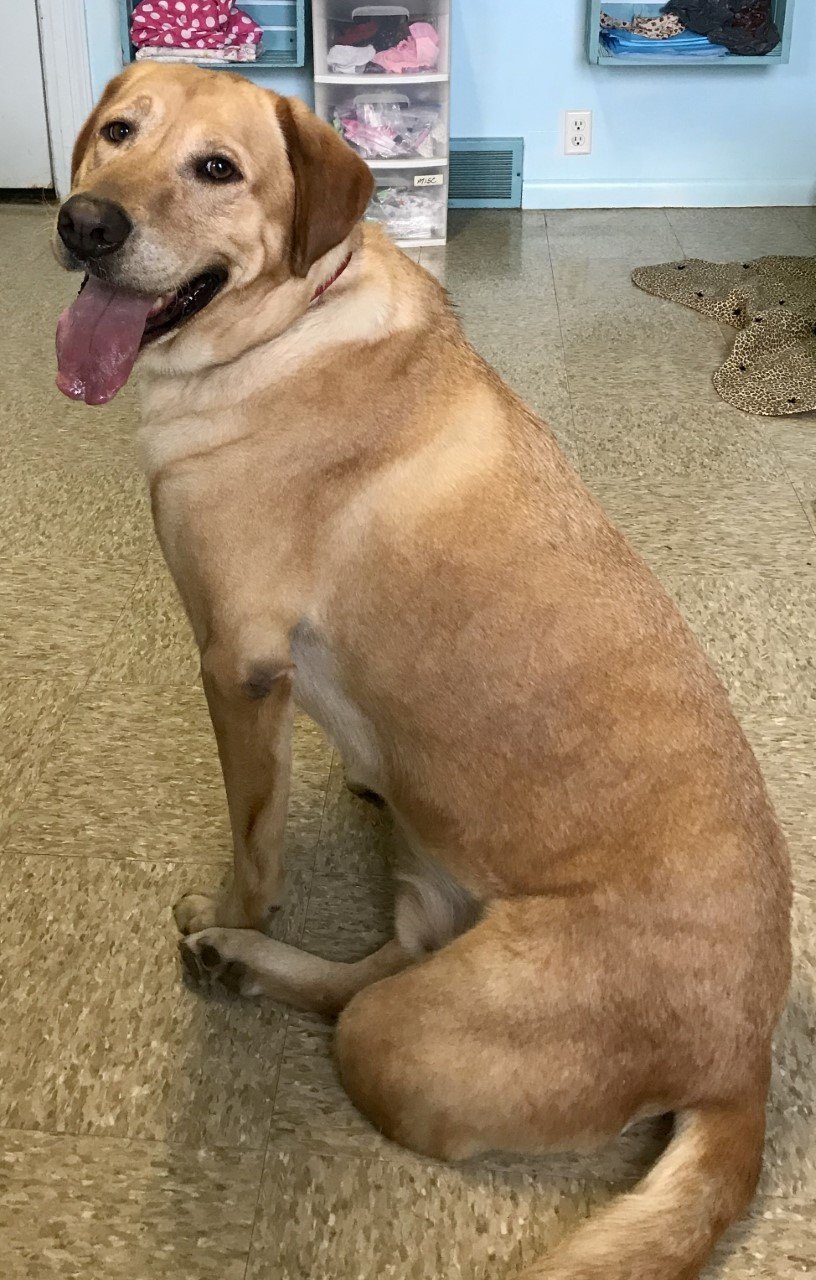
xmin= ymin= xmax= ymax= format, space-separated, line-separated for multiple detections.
xmin=600 ymin=29 xmax=730 ymax=57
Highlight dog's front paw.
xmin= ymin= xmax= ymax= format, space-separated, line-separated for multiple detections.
xmin=173 ymin=893 xmax=218 ymax=936
xmin=179 ymin=929 xmax=262 ymax=997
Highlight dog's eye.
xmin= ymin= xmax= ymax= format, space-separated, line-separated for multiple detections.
xmin=198 ymin=155 xmax=240 ymax=183
xmin=103 ymin=120 xmax=133 ymax=145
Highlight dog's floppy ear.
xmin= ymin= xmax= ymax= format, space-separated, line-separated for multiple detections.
xmin=275 ymin=95 xmax=374 ymax=278
xmin=70 ymin=71 xmax=129 ymax=185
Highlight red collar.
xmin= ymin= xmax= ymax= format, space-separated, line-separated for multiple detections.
xmin=310 ymin=252 xmax=352 ymax=303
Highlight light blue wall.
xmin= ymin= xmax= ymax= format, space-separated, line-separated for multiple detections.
xmin=85 ymin=0 xmax=816 ymax=208
xmin=451 ymin=0 xmax=816 ymax=208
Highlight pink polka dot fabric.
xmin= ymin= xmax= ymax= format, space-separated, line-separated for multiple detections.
xmin=130 ymin=0 xmax=262 ymax=50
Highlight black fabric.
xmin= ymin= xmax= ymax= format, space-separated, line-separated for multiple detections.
xmin=663 ymin=1 xmax=781 ymax=55
xmin=332 ymin=15 xmax=411 ymax=51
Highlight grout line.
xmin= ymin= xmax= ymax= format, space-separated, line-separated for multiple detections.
xmin=0 ymin=1121 xmax=267 ymax=1155
xmin=241 ymin=1079 xmax=280 ymax=1280
xmin=765 ymin=444 xmax=816 ymax=545
xmin=240 ymin=1016 xmax=290 ymax=1280
xmin=663 ymin=208 xmax=689 ymax=258
xmin=127 ymin=1122 xmax=813 ymax=1206
xmin=0 ymin=848 xmax=233 ymax=868
xmin=661 ymin=208 xmax=687 ymax=259
xmin=542 ymin=212 xmax=583 ymax=471
xmin=241 ymin=748 xmax=337 ymax=1279
xmin=301 ymin=748 xmax=340 ymax=922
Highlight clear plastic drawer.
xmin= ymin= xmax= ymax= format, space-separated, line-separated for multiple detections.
xmin=316 ymin=82 xmax=449 ymax=162
xmin=366 ymin=163 xmax=448 ymax=246
xmin=313 ymin=1 xmax=450 ymax=79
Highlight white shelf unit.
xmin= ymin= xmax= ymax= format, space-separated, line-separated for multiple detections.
xmin=312 ymin=2 xmax=450 ymax=248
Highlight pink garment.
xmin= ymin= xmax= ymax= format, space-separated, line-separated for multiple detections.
xmin=130 ymin=0 xmax=262 ymax=51
xmin=371 ymin=21 xmax=439 ymax=73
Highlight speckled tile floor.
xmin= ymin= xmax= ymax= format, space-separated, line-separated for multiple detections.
xmin=0 ymin=202 xmax=814 ymax=1278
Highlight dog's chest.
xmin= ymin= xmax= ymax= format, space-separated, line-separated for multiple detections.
xmin=291 ymin=621 xmax=382 ymax=787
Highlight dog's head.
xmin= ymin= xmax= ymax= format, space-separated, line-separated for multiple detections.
xmin=54 ymin=63 xmax=373 ymax=404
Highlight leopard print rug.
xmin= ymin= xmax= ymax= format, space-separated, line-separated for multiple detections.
xmin=632 ymin=256 xmax=816 ymax=416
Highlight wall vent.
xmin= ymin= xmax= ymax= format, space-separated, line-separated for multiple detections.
xmin=449 ymin=138 xmax=523 ymax=209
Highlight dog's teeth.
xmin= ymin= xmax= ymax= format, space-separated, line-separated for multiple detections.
xmin=148 ymin=295 xmax=166 ymax=317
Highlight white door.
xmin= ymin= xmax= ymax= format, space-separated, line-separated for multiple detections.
xmin=0 ymin=3 xmax=53 ymax=188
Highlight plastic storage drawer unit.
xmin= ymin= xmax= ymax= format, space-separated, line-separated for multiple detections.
xmin=313 ymin=0 xmax=451 ymax=246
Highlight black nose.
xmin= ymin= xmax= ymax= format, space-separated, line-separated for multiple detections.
xmin=57 ymin=195 xmax=132 ymax=261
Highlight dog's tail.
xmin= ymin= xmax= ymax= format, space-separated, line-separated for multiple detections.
xmin=518 ymin=1100 xmax=765 ymax=1280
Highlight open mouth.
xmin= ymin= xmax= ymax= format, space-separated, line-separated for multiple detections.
xmin=55 ymin=266 xmax=228 ymax=406
xmin=141 ymin=268 xmax=228 ymax=345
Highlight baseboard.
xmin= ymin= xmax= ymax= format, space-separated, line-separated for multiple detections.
xmin=522 ymin=179 xmax=816 ymax=210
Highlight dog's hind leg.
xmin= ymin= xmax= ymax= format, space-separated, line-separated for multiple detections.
xmin=178 ymin=851 xmax=477 ymax=1013
xmin=179 ymin=929 xmax=410 ymax=1016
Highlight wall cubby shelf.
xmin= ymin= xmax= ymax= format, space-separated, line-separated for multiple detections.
xmin=119 ymin=0 xmax=306 ymax=70
xmin=587 ymin=1 xmax=795 ymax=67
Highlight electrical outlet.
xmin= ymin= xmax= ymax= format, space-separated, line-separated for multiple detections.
xmin=564 ymin=110 xmax=592 ymax=156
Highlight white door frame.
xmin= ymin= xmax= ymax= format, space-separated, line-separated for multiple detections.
xmin=37 ymin=0 xmax=95 ymax=197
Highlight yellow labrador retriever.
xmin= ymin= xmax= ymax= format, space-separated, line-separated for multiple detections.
xmin=55 ymin=63 xmax=790 ymax=1280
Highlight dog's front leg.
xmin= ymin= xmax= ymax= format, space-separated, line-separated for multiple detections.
xmin=175 ymin=637 xmax=294 ymax=935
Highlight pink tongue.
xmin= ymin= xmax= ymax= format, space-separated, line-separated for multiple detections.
xmin=55 ymin=276 xmax=156 ymax=406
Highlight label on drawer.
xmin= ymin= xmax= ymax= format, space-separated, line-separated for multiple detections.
xmin=414 ymin=173 xmax=444 ymax=187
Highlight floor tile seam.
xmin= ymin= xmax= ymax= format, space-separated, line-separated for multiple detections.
xmin=0 ymin=846 xmax=231 ymax=870
xmin=540 ymin=216 xmax=585 ymax=463
xmin=663 ymin=208 xmax=816 ymax=259
xmin=0 ymin=551 xmax=149 ymax=570
xmin=764 ymin=441 xmax=816 ymax=545
xmin=582 ymin=471 xmax=809 ymax=496
xmin=0 ymin=1120 xmax=265 ymax=1157
xmin=0 ymin=1118 xmax=812 ymax=1196
xmin=242 ymin=749 xmax=350 ymax=1272
xmin=242 ymin=1040 xmax=291 ymax=1280
xmin=238 ymin=756 xmax=339 ymax=1279
xmin=262 ymin=748 xmax=340 ymax=1165
xmin=0 ymin=546 xmax=156 ymax=567
xmin=660 ymin=209 xmax=687 ymax=259
xmin=258 ymin=1135 xmax=613 ymax=1180
xmin=663 ymin=210 xmax=694 ymax=258
xmin=86 ymin=679 xmax=203 ymax=692
xmin=660 ymin=209 xmax=692 ymax=259
xmin=202 ymin=741 xmax=340 ymax=1267
xmin=652 ymin=563 xmax=816 ymax=581
xmin=234 ymin=1130 xmax=816 ymax=1202
xmin=1 ymin=791 xmax=810 ymax=875
xmin=295 ymin=748 xmax=340 ymax=946
xmin=548 ymin=255 xmax=697 ymax=275
xmin=0 ymin=808 xmax=330 ymax=870
xmin=55 ymin=556 xmax=152 ymax=698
